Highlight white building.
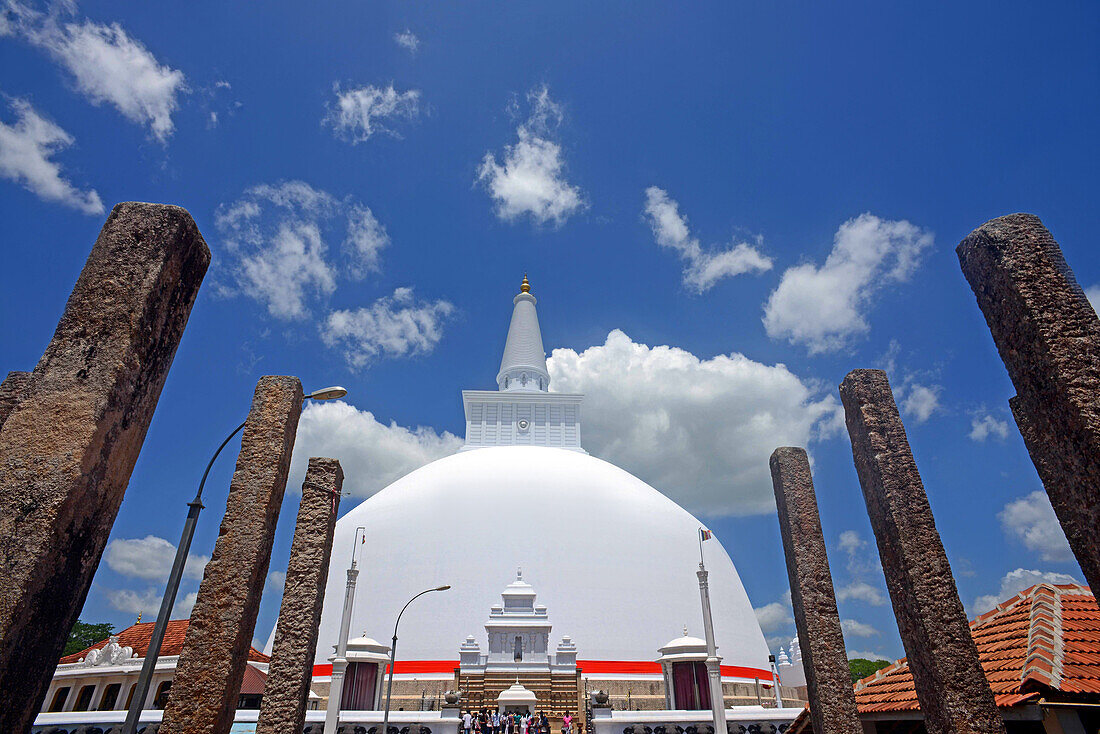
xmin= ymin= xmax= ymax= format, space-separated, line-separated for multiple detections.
xmin=286 ymin=277 xmax=775 ymax=711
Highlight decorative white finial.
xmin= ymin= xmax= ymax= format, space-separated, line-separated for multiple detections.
xmin=517 ymin=567 xmax=523 ymax=580
xmin=683 ymin=625 xmax=688 ymax=636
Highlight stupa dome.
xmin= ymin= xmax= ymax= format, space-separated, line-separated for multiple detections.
xmin=282 ymin=278 xmax=772 ymax=683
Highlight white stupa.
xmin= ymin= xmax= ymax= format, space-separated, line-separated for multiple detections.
xmin=296 ymin=277 xmax=772 ymax=683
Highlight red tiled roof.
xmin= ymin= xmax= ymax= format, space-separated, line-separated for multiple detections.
xmin=59 ymin=619 xmax=270 ymax=665
xmin=854 ymin=583 xmax=1100 ymax=713
xmin=240 ymin=662 xmax=268 ymax=695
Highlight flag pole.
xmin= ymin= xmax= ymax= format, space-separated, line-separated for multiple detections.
xmin=696 ymin=528 xmax=726 ymax=734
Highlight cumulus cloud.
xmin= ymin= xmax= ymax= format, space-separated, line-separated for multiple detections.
xmin=970 ymin=410 xmax=1009 ymax=441
xmin=104 ymin=587 xmax=197 ymax=619
xmin=215 ymin=181 xmax=390 ymax=319
xmin=477 ymin=85 xmax=584 ymax=226
xmin=9 ymin=4 xmax=186 ymax=142
xmin=393 ymin=29 xmax=419 ymax=54
xmin=973 ymin=568 xmax=1079 ymax=614
xmin=324 ymin=83 xmax=420 ymax=143
xmin=1086 ymin=285 xmax=1100 ymax=314
xmin=901 ymin=383 xmax=941 ymax=423
xmin=642 ymin=187 xmax=772 ymax=292
xmin=104 ymin=535 xmax=208 ymax=581
xmin=754 ymin=601 xmax=794 ymax=633
xmin=836 ymin=581 xmax=887 ymax=606
xmin=323 ymin=287 xmax=455 ymax=369
xmin=847 ymin=649 xmax=891 ymax=662
xmin=841 ymin=619 xmax=879 ymax=638
xmin=287 ymin=400 xmax=463 ymax=500
xmin=999 ymin=491 xmax=1074 ymax=562
xmin=837 ymin=530 xmax=881 ymax=576
xmin=265 ymin=571 xmax=286 ymax=593
xmin=0 ymin=97 xmax=103 ymax=213
xmin=547 ymin=330 xmax=843 ymax=516
xmin=763 ymin=214 xmax=934 ymax=354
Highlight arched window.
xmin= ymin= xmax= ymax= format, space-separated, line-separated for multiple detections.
xmin=47 ymin=686 xmax=70 ymax=712
xmin=98 ymin=682 xmax=121 ymax=710
xmin=153 ymin=680 xmax=172 ymax=709
xmin=73 ymin=684 xmax=96 ymax=711
xmin=124 ymin=683 xmax=137 ymax=710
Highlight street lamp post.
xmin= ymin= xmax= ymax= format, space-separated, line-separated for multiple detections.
xmin=380 ymin=586 xmax=451 ymax=734
xmin=121 ymin=386 xmax=347 ymax=734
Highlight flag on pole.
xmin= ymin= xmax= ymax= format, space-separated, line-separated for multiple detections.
xmin=699 ymin=528 xmax=712 ymax=542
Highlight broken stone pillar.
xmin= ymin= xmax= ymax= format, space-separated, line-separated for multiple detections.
xmin=769 ymin=447 xmax=860 ymax=734
xmin=0 ymin=370 xmax=32 ymax=428
xmin=0 ymin=203 xmax=209 ymax=732
xmin=957 ymin=213 xmax=1100 ymax=595
xmin=256 ymin=457 xmax=344 ymax=734
xmin=161 ymin=376 xmax=304 ymax=734
xmin=839 ymin=369 xmax=1005 ymax=734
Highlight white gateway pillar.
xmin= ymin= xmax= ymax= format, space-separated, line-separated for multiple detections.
xmin=697 ymin=563 xmax=727 ymax=734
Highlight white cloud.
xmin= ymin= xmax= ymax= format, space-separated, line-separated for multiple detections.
xmin=547 ymin=330 xmax=843 ymax=516
xmin=104 ymin=587 xmax=197 ymax=619
xmin=901 ymin=383 xmax=940 ymax=423
xmin=324 ymin=83 xmax=420 ymax=143
xmin=999 ymin=491 xmax=1074 ymax=562
xmin=477 ymin=85 xmax=584 ymax=226
xmin=14 ymin=6 xmax=186 ymax=142
xmin=970 ymin=411 xmax=1009 ymax=441
xmin=1085 ymin=285 xmax=1100 ymax=314
xmin=643 ymin=187 xmax=772 ymax=292
xmin=215 ymin=181 xmax=390 ymax=319
xmin=847 ymin=649 xmax=891 ymax=662
xmin=838 ymin=530 xmax=863 ymax=555
xmin=0 ymin=97 xmax=103 ymax=213
xmin=973 ymin=567 xmax=1079 ymax=614
xmin=754 ymin=601 xmax=793 ymax=633
xmin=837 ymin=529 xmax=881 ymax=576
xmin=323 ymin=288 xmax=455 ymax=369
xmin=393 ymin=29 xmax=419 ymax=54
xmin=287 ymin=400 xmax=463 ymax=500
xmin=763 ymin=214 xmax=934 ymax=354
xmin=265 ymin=571 xmax=286 ymax=593
xmin=835 ymin=581 xmax=887 ymax=606
xmin=841 ymin=619 xmax=879 ymax=638
xmin=104 ymin=535 xmax=208 ymax=581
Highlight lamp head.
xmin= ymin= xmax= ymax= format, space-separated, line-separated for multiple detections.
xmin=305 ymin=386 xmax=348 ymax=401
xmin=435 ymin=585 xmax=452 ymax=591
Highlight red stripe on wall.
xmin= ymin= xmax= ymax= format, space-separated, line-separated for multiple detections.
xmin=311 ymin=661 xmax=774 ymax=682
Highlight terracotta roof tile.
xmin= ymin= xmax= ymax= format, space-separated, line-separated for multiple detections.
xmin=855 ymin=584 xmax=1099 ymax=713
xmin=59 ymin=619 xmax=270 ymax=665
xmin=240 ymin=663 xmax=268 ymax=695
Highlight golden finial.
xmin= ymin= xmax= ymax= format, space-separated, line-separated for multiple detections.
xmin=137 ymin=611 xmax=142 ymax=624
xmin=520 ymin=273 xmax=531 ymax=293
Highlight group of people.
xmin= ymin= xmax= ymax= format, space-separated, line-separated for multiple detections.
xmin=461 ymin=710 xmax=575 ymax=734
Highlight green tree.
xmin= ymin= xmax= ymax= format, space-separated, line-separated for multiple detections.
xmin=64 ymin=620 xmax=115 ymax=656
xmin=849 ymin=657 xmax=891 ymax=684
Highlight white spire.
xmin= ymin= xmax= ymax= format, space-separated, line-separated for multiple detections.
xmin=496 ymin=274 xmax=550 ymax=392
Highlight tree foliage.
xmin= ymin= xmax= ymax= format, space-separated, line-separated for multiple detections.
xmin=849 ymin=657 xmax=890 ymax=684
xmin=64 ymin=620 xmax=116 ymax=656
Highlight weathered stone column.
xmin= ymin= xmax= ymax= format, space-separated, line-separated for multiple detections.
xmin=161 ymin=375 xmax=304 ymax=734
xmin=256 ymin=457 xmax=344 ymax=734
xmin=769 ymin=447 xmax=860 ymax=734
xmin=0 ymin=370 xmax=32 ymax=428
xmin=957 ymin=213 xmax=1100 ymax=594
xmin=839 ymin=370 xmax=1004 ymax=734
xmin=0 ymin=203 xmax=209 ymax=732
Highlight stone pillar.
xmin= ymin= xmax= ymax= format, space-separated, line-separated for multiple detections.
xmin=769 ymin=447 xmax=860 ymax=734
xmin=839 ymin=370 xmax=1005 ymax=734
xmin=0 ymin=370 xmax=32 ymax=428
xmin=161 ymin=375 xmax=304 ymax=734
xmin=0 ymin=203 xmax=209 ymax=732
xmin=256 ymin=457 xmax=344 ymax=734
xmin=956 ymin=213 xmax=1100 ymax=595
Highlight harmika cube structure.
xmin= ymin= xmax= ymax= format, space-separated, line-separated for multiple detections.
xmin=957 ymin=213 xmax=1100 ymax=596
xmin=256 ymin=457 xmax=344 ymax=734
xmin=0 ymin=203 xmax=210 ymax=733
xmin=162 ymin=375 xmax=304 ymax=734
xmin=839 ymin=369 xmax=1005 ymax=734
xmin=769 ymin=447 xmax=861 ymax=734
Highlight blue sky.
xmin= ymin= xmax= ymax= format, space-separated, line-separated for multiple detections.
xmin=2 ymin=1 xmax=1098 ymax=663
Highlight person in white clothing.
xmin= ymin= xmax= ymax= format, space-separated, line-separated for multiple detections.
xmin=464 ymin=711 xmax=473 ymax=734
